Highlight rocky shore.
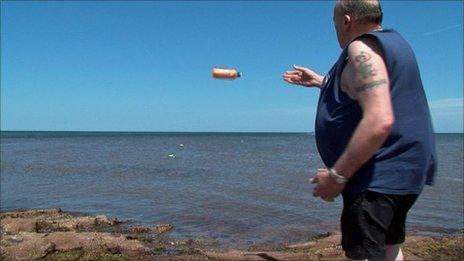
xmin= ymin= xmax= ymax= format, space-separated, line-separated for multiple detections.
xmin=1 ymin=208 xmax=462 ymax=260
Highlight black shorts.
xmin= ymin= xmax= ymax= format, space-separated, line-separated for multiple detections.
xmin=341 ymin=190 xmax=419 ymax=260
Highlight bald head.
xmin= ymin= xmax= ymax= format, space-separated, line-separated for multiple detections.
xmin=336 ymin=0 xmax=383 ymax=25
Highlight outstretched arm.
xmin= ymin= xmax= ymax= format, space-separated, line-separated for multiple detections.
xmin=282 ymin=65 xmax=325 ymax=88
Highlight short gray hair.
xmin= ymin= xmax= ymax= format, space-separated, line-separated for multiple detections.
xmin=337 ymin=0 xmax=383 ymax=24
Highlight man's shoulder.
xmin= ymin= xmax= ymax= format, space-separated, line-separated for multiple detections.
xmin=346 ymin=36 xmax=382 ymax=57
xmin=347 ymin=29 xmax=402 ymax=51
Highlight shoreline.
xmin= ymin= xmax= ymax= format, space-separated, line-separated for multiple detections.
xmin=1 ymin=208 xmax=462 ymax=260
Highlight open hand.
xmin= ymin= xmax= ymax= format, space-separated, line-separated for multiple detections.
xmin=282 ymin=65 xmax=324 ymax=88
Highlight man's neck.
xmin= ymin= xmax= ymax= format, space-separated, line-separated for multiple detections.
xmin=348 ymin=24 xmax=383 ymax=45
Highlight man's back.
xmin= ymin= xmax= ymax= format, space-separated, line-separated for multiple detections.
xmin=315 ymin=29 xmax=436 ymax=196
xmin=283 ymin=1 xmax=437 ymax=259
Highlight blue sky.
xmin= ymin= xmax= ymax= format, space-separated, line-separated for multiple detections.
xmin=1 ymin=1 xmax=463 ymax=133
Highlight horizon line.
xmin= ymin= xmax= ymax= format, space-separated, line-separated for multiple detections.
xmin=1 ymin=130 xmax=463 ymax=134
xmin=0 ymin=130 xmax=312 ymax=134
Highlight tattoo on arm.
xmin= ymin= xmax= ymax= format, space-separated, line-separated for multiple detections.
xmin=355 ymin=51 xmax=377 ymax=79
xmin=355 ymin=79 xmax=387 ymax=93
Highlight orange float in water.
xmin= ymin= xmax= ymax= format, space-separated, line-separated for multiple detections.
xmin=212 ymin=67 xmax=241 ymax=80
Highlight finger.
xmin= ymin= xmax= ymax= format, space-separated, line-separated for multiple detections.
xmin=313 ymin=175 xmax=319 ymax=183
xmin=283 ymin=78 xmax=298 ymax=84
xmin=293 ymin=64 xmax=307 ymax=72
xmin=312 ymin=187 xmax=319 ymax=197
xmin=283 ymin=73 xmax=301 ymax=78
xmin=322 ymin=197 xmax=334 ymax=202
xmin=284 ymin=70 xmax=302 ymax=75
xmin=283 ymin=75 xmax=302 ymax=81
xmin=309 ymin=177 xmax=318 ymax=184
xmin=283 ymin=77 xmax=301 ymax=85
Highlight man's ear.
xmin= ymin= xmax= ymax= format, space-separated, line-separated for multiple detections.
xmin=343 ymin=14 xmax=352 ymax=31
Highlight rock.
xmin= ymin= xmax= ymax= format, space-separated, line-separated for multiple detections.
xmin=154 ymin=224 xmax=173 ymax=234
xmin=316 ymin=233 xmax=341 ymax=244
xmin=1 ymin=217 xmax=37 ymax=235
xmin=36 ymin=216 xmax=116 ymax=233
xmin=95 ymin=215 xmax=118 ymax=226
xmin=205 ymin=250 xmax=314 ymax=261
xmin=1 ymin=232 xmax=55 ymax=260
xmin=75 ymin=217 xmax=98 ymax=231
xmin=1 ymin=210 xmax=118 ymax=234
xmin=0 ymin=208 xmax=61 ymax=220
xmin=0 ymin=209 xmax=151 ymax=259
xmin=2 ymin=235 xmax=25 ymax=246
xmin=1 ymin=209 xmax=119 ymax=235
xmin=36 ymin=218 xmax=76 ymax=233
xmin=285 ymin=241 xmax=317 ymax=249
xmin=128 ymin=226 xmax=151 ymax=234
xmin=100 ymin=233 xmax=147 ymax=256
xmin=29 ymin=241 xmax=55 ymax=259
xmin=1 ymin=231 xmax=147 ymax=259
xmin=44 ymin=231 xmax=148 ymax=256
xmin=1 ymin=207 xmax=462 ymax=261
xmin=45 ymin=231 xmax=90 ymax=251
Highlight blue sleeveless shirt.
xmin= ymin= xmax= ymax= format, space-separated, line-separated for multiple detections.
xmin=315 ymin=29 xmax=436 ymax=196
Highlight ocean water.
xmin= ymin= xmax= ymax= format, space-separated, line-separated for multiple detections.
xmin=1 ymin=132 xmax=463 ymax=248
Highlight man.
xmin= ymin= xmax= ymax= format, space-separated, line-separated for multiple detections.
xmin=283 ymin=0 xmax=436 ymax=260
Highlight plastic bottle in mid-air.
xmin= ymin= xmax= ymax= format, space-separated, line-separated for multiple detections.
xmin=212 ymin=67 xmax=241 ymax=80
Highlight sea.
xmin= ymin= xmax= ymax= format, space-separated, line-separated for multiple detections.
xmin=1 ymin=131 xmax=463 ymax=248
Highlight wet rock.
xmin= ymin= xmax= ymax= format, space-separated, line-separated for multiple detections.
xmin=128 ymin=226 xmax=151 ymax=234
xmin=99 ymin=233 xmax=147 ymax=256
xmin=154 ymin=224 xmax=173 ymax=234
xmin=0 ymin=209 xmax=118 ymax=235
xmin=205 ymin=250 xmax=314 ymax=260
xmin=2 ymin=208 xmax=459 ymax=261
xmin=316 ymin=233 xmax=341 ymax=244
xmin=95 ymin=215 xmax=118 ymax=226
xmin=75 ymin=217 xmax=98 ymax=231
xmin=0 ymin=208 xmax=61 ymax=220
xmin=285 ymin=241 xmax=317 ymax=249
xmin=36 ymin=215 xmax=117 ymax=233
xmin=0 ymin=209 xmax=156 ymax=259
